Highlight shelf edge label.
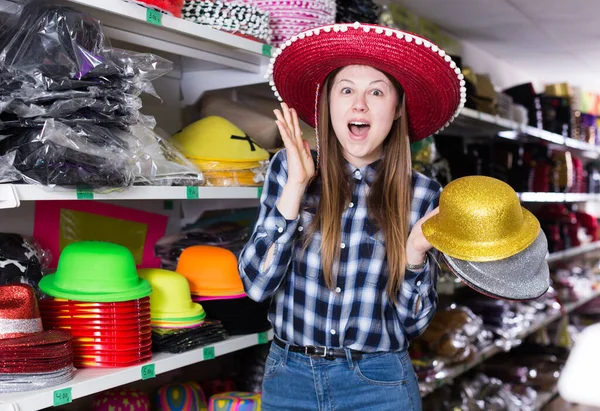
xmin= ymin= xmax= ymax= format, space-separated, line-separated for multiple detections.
xmin=186 ymin=186 xmax=199 ymax=199
xmin=53 ymin=388 xmax=72 ymax=406
xmin=76 ymin=187 xmax=94 ymax=200
xmin=146 ymin=8 xmax=162 ymax=26
xmin=203 ymin=346 xmax=215 ymax=360
xmin=262 ymin=44 xmax=273 ymax=57
xmin=258 ymin=331 xmax=269 ymax=344
xmin=141 ymin=363 xmax=156 ymax=380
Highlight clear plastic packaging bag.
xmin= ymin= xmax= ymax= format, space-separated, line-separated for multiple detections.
xmin=0 ymin=1 xmax=172 ymax=92
xmin=0 ymin=119 xmax=138 ymax=187
xmin=0 ymin=0 xmax=201 ymax=188
xmin=0 ymin=233 xmax=52 ymax=299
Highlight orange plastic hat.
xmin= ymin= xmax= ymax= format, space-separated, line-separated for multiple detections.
xmin=176 ymin=246 xmax=245 ymax=297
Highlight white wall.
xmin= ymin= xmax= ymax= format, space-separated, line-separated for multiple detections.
xmin=460 ymin=40 xmax=542 ymax=93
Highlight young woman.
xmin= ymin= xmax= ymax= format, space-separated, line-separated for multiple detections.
xmin=239 ymin=22 xmax=465 ymax=410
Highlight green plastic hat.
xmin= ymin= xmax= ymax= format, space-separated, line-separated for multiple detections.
xmin=39 ymin=241 xmax=152 ymax=303
xmin=138 ymin=268 xmax=205 ymax=321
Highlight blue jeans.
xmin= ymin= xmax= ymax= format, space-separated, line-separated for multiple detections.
xmin=261 ymin=339 xmax=422 ymax=410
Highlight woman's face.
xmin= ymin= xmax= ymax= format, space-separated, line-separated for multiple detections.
xmin=329 ymin=65 xmax=400 ymax=168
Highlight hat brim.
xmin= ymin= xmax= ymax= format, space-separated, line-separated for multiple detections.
xmin=270 ymin=23 xmax=465 ymax=142
xmin=0 ymin=330 xmax=71 ymax=348
xmin=442 ymin=230 xmax=550 ymax=301
xmin=423 ymin=207 xmax=541 ymax=262
xmin=39 ymin=275 xmax=152 ymax=303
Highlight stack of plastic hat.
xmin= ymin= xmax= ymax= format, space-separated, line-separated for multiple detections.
xmin=92 ymin=388 xmax=151 ymax=411
xmin=423 ymin=176 xmax=550 ymax=301
xmin=172 ymin=116 xmax=270 ymax=187
xmin=156 ymin=381 xmax=208 ymax=410
xmin=139 ymin=268 xmax=227 ymax=354
xmin=0 ymin=284 xmax=74 ymax=392
xmin=176 ymin=246 xmax=271 ymax=336
xmin=38 ymin=241 xmax=153 ymax=368
xmin=208 ymin=392 xmax=261 ymax=411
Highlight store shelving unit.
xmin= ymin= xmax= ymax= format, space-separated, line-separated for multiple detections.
xmin=447 ymin=108 xmax=600 ymax=159
xmin=546 ymin=241 xmax=600 ymax=264
xmin=63 ymin=0 xmax=270 ymax=72
xmin=518 ymin=192 xmax=600 ymax=203
xmin=420 ymin=288 xmax=600 ymax=396
xmin=0 ymin=0 xmax=598 ymax=409
xmin=0 ymin=184 xmax=261 ymax=205
xmin=0 ymin=330 xmax=273 ymax=411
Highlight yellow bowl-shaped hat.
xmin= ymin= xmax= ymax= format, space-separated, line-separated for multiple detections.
xmin=138 ymin=268 xmax=205 ymax=320
xmin=172 ymin=116 xmax=270 ymax=163
xmin=176 ymin=246 xmax=245 ymax=297
xmin=422 ymin=176 xmax=540 ymax=262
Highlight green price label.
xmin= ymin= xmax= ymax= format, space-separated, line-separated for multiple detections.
xmin=258 ymin=331 xmax=269 ymax=344
xmin=257 ymin=187 xmax=263 ymax=199
xmin=262 ymin=44 xmax=273 ymax=57
xmin=203 ymin=346 xmax=215 ymax=360
xmin=146 ymin=8 xmax=162 ymax=26
xmin=186 ymin=186 xmax=199 ymax=199
xmin=141 ymin=363 xmax=155 ymax=380
xmin=53 ymin=388 xmax=72 ymax=406
xmin=76 ymin=187 xmax=94 ymax=200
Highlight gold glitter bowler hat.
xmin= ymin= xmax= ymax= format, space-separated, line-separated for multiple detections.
xmin=422 ymin=176 xmax=540 ymax=262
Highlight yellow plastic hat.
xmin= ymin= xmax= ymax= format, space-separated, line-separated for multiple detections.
xmin=138 ymin=268 xmax=205 ymax=320
xmin=172 ymin=116 xmax=270 ymax=163
xmin=422 ymin=176 xmax=540 ymax=262
xmin=176 ymin=246 xmax=245 ymax=297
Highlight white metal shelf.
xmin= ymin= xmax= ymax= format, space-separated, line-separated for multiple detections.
xmin=0 ymin=184 xmax=262 ymax=208
xmin=62 ymin=0 xmax=270 ymax=72
xmin=0 ymin=330 xmax=273 ymax=411
xmin=449 ymin=108 xmax=600 ymax=158
xmin=420 ymin=287 xmax=600 ymax=396
xmin=517 ymin=192 xmax=600 ymax=203
xmin=547 ymin=241 xmax=600 ymax=264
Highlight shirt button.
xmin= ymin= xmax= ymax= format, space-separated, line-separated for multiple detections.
xmin=335 ymin=287 xmax=342 ymax=293
xmin=330 ymin=329 xmax=336 ymax=335
xmin=298 ymin=226 xmax=304 ymax=232
xmin=277 ymin=227 xmax=284 ymax=233
xmin=416 ymin=280 xmax=422 ymax=286
xmin=349 ymin=202 xmax=354 ymax=208
xmin=340 ymin=243 xmax=346 ymax=249
xmin=354 ymin=170 xmax=361 ymax=179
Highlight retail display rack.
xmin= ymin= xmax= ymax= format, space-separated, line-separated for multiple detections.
xmin=0 ymin=1 xmax=598 ymax=410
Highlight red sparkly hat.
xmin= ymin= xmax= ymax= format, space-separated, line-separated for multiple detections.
xmin=268 ymin=22 xmax=466 ymax=142
xmin=0 ymin=284 xmax=70 ymax=343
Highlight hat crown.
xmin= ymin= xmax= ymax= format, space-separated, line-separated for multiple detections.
xmin=172 ymin=116 xmax=269 ymax=162
xmin=438 ymin=176 xmax=524 ymax=243
xmin=138 ymin=268 xmax=200 ymax=315
xmin=53 ymin=241 xmax=140 ymax=291
xmin=0 ymin=284 xmax=43 ymax=339
xmin=176 ymin=246 xmax=244 ymax=296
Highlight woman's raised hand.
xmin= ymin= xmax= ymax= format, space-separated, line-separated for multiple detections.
xmin=274 ymin=103 xmax=315 ymax=187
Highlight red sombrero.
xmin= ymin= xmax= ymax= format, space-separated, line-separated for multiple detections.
xmin=268 ymin=22 xmax=466 ymax=142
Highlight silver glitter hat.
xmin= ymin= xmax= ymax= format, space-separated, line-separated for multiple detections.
xmin=442 ymin=229 xmax=550 ymax=301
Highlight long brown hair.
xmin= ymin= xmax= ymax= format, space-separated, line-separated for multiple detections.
xmin=306 ymin=68 xmax=412 ymax=303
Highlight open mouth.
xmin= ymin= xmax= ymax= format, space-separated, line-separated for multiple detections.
xmin=348 ymin=121 xmax=370 ymax=137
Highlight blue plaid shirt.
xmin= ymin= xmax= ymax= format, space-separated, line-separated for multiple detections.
xmin=239 ymin=149 xmax=441 ymax=352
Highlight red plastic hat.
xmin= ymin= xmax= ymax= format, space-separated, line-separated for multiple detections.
xmin=268 ymin=22 xmax=465 ymax=142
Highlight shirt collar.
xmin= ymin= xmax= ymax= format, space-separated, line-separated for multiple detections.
xmin=346 ymin=158 xmax=381 ymax=185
